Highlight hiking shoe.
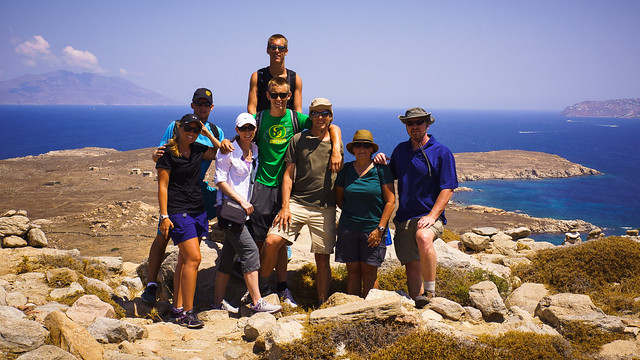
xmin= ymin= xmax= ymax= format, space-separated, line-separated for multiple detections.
xmin=250 ymin=298 xmax=282 ymax=314
xmin=168 ymin=307 xmax=183 ymax=323
xmin=177 ymin=309 xmax=204 ymax=329
xmin=286 ymin=245 xmax=293 ymax=262
xmin=240 ymin=290 xmax=252 ymax=305
xmin=211 ymin=299 xmax=239 ymax=314
xmin=278 ymin=288 xmax=298 ymax=308
xmin=140 ymin=284 xmax=157 ymax=304
xmin=414 ymin=291 xmax=435 ymax=309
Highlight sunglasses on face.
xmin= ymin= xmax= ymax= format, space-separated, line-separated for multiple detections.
xmin=268 ymin=45 xmax=287 ymax=51
xmin=269 ymin=92 xmax=289 ymax=100
xmin=310 ymin=110 xmax=332 ymax=117
xmin=193 ymin=100 xmax=211 ymax=107
xmin=238 ymin=125 xmax=256 ymax=132
xmin=353 ymin=143 xmax=373 ymax=149
xmin=182 ymin=124 xmax=202 ymax=134
xmin=405 ymin=118 xmax=426 ymax=126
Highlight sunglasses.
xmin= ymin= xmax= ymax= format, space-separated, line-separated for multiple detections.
xmin=353 ymin=143 xmax=373 ymax=149
xmin=238 ymin=124 xmax=256 ymax=132
xmin=269 ymin=92 xmax=289 ymax=100
xmin=405 ymin=118 xmax=426 ymax=126
xmin=268 ymin=45 xmax=287 ymax=51
xmin=310 ymin=110 xmax=332 ymax=117
xmin=193 ymin=100 xmax=211 ymax=107
xmin=182 ymin=124 xmax=202 ymax=134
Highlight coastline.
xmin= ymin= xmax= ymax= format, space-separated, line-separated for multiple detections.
xmin=0 ymin=147 xmax=603 ymax=262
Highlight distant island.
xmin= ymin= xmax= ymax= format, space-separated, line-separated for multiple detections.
xmin=560 ymin=98 xmax=640 ymax=119
xmin=0 ymin=70 xmax=180 ymax=106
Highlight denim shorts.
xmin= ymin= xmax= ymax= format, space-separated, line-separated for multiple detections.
xmin=168 ymin=212 xmax=208 ymax=245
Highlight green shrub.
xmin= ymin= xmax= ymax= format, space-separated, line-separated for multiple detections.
xmin=561 ymin=321 xmax=630 ymax=354
xmin=440 ymin=228 xmax=460 ymax=242
xmin=481 ymin=331 xmax=575 ymax=360
xmin=287 ymin=263 xmax=349 ymax=310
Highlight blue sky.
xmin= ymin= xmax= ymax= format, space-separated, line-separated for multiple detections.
xmin=1 ymin=0 xmax=638 ymax=110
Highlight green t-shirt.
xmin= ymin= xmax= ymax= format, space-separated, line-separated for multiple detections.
xmin=254 ymin=110 xmax=311 ymax=187
xmin=336 ymin=162 xmax=394 ymax=232
xmin=285 ymin=129 xmax=343 ymax=208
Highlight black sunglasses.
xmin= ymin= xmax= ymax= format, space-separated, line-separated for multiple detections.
xmin=238 ymin=124 xmax=256 ymax=132
xmin=268 ymin=45 xmax=287 ymax=51
xmin=193 ymin=100 xmax=211 ymax=107
xmin=405 ymin=118 xmax=426 ymax=126
xmin=353 ymin=143 xmax=373 ymax=149
xmin=269 ymin=92 xmax=289 ymax=100
xmin=182 ymin=124 xmax=202 ymax=134
xmin=310 ymin=110 xmax=332 ymax=117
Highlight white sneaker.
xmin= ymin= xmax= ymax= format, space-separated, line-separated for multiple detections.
xmin=278 ymin=288 xmax=298 ymax=308
xmin=250 ymin=298 xmax=282 ymax=313
xmin=211 ymin=299 xmax=239 ymax=314
xmin=240 ymin=290 xmax=252 ymax=304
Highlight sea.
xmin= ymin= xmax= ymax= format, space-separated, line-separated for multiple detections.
xmin=1 ymin=105 xmax=638 ymax=244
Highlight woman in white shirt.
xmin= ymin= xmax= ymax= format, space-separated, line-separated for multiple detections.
xmin=211 ymin=113 xmax=281 ymax=314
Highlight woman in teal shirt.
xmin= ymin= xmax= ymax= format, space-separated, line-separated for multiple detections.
xmin=335 ymin=130 xmax=395 ymax=298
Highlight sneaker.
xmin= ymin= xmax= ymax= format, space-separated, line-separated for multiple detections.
xmin=240 ymin=290 xmax=252 ymax=305
xmin=140 ymin=284 xmax=157 ymax=304
xmin=286 ymin=245 xmax=293 ymax=262
xmin=278 ymin=288 xmax=298 ymax=308
xmin=414 ymin=291 xmax=435 ymax=309
xmin=168 ymin=307 xmax=183 ymax=323
xmin=177 ymin=309 xmax=204 ymax=329
xmin=250 ymin=298 xmax=282 ymax=313
xmin=211 ymin=299 xmax=239 ymax=314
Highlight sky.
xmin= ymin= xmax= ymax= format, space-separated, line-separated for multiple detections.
xmin=1 ymin=0 xmax=639 ymax=110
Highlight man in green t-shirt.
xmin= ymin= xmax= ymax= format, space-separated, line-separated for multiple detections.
xmin=244 ymin=78 xmax=342 ymax=307
xmin=260 ymin=97 xmax=343 ymax=306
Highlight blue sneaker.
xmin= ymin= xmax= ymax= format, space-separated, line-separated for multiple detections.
xmin=141 ymin=284 xmax=157 ymax=304
xmin=287 ymin=245 xmax=293 ymax=262
xmin=177 ymin=309 xmax=204 ymax=329
xmin=168 ymin=307 xmax=183 ymax=323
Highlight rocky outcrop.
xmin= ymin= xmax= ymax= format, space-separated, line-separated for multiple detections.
xmin=535 ymin=293 xmax=626 ymax=333
xmin=561 ymin=98 xmax=640 ymax=119
xmin=0 ymin=211 xmax=48 ymax=249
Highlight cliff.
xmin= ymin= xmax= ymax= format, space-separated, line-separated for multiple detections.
xmin=560 ymin=98 xmax=640 ymax=119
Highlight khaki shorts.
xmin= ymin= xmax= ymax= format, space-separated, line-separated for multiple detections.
xmin=268 ymin=199 xmax=337 ymax=254
xmin=393 ymin=217 xmax=444 ymax=265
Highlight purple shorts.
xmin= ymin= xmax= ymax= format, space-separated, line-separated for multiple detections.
xmin=168 ymin=212 xmax=208 ymax=245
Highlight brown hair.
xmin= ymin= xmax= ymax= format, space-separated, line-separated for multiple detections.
xmin=267 ymin=34 xmax=288 ymax=48
xmin=267 ymin=77 xmax=290 ymax=93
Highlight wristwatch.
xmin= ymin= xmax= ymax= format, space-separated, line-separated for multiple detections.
xmin=160 ymin=214 xmax=170 ymax=221
xmin=377 ymin=226 xmax=386 ymax=232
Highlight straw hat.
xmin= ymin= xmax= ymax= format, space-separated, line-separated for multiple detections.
xmin=346 ymin=129 xmax=379 ymax=155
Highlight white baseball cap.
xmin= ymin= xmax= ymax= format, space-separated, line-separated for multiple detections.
xmin=235 ymin=112 xmax=256 ymax=128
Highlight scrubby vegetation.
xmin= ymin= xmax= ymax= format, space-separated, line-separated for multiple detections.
xmin=515 ymin=236 xmax=640 ymax=314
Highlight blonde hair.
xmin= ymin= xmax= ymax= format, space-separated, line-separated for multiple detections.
xmin=166 ymin=121 xmax=182 ymax=158
xmin=267 ymin=77 xmax=290 ymax=93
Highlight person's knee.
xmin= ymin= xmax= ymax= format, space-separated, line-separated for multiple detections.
xmin=265 ymin=234 xmax=285 ymax=250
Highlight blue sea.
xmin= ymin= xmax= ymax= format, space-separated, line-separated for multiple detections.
xmin=1 ymin=105 xmax=638 ymax=241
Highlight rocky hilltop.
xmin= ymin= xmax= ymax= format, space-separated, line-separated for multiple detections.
xmin=560 ymin=98 xmax=640 ymax=119
xmin=0 ymin=70 xmax=180 ymax=105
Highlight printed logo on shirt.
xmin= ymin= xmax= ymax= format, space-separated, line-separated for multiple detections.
xmin=268 ymin=124 xmax=288 ymax=144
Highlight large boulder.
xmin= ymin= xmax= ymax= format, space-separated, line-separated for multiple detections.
xmin=26 ymin=228 xmax=48 ymax=247
xmin=469 ymin=281 xmax=507 ymax=322
xmin=2 ymin=235 xmax=27 ymax=248
xmin=460 ymin=232 xmax=491 ymax=251
xmin=87 ymin=317 xmax=145 ymax=344
xmin=535 ymin=293 xmax=626 ymax=333
xmin=15 ymin=345 xmax=77 ymax=360
xmin=428 ymin=297 xmax=466 ymax=321
xmin=44 ymin=311 xmax=103 ymax=360
xmin=504 ymin=227 xmax=531 ymax=240
xmin=472 ymin=227 xmax=499 ymax=237
xmin=65 ymin=295 xmax=116 ymax=324
xmin=0 ymin=316 xmax=49 ymax=357
xmin=244 ymin=312 xmax=277 ymax=342
xmin=0 ymin=215 xmax=30 ymax=237
xmin=490 ymin=238 xmax=518 ymax=256
xmin=434 ymin=239 xmax=511 ymax=278
xmin=262 ymin=319 xmax=305 ymax=358
xmin=505 ymin=283 xmax=549 ymax=316
xmin=309 ymin=297 xmax=403 ymax=324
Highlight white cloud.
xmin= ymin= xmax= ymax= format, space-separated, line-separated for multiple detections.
xmin=62 ymin=46 xmax=105 ymax=73
xmin=15 ymin=35 xmax=51 ymax=57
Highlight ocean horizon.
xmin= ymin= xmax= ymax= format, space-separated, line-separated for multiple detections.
xmin=1 ymin=105 xmax=638 ymax=241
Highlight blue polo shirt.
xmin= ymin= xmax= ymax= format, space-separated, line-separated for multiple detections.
xmin=159 ymin=121 xmax=224 ymax=181
xmin=389 ymin=135 xmax=458 ymax=223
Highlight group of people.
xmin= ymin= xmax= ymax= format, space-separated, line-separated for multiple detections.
xmin=141 ymin=34 xmax=458 ymax=329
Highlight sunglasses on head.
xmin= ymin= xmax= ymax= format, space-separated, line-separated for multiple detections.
xmin=310 ymin=110 xmax=332 ymax=117
xmin=353 ymin=143 xmax=373 ymax=149
xmin=193 ymin=100 xmax=211 ymax=107
xmin=405 ymin=118 xmax=426 ymax=126
xmin=182 ymin=124 xmax=202 ymax=134
xmin=268 ymin=45 xmax=287 ymax=51
xmin=238 ymin=124 xmax=256 ymax=132
xmin=269 ymin=92 xmax=289 ymax=100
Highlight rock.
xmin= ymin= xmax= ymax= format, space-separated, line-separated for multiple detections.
xmin=490 ymin=231 xmax=513 ymax=242
xmin=44 ymin=311 xmax=103 ymax=360
xmin=323 ymin=292 xmax=363 ymax=307
xmin=1 ymin=210 xmax=17 ymax=217
xmin=501 ymin=257 xmax=531 ymax=268
xmin=310 ymin=297 xmax=403 ymax=324
xmin=86 ymin=256 xmax=123 ymax=273
xmin=263 ymin=320 xmax=305 ymax=356
xmin=428 ymin=297 xmax=466 ymax=321
xmin=244 ymin=312 xmax=277 ymax=341
xmin=460 ymin=232 xmax=491 ymax=251
xmin=472 ymin=227 xmax=499 ymax=237
xmin=517 ymin=238 xmax=555 ymax=251
xmin=421 ymin=309 xmax=443 ymax=322
xmin=49 ymin=282 xmax=84 ymax=301
xmin=469 ymin=281 xmax=507 ymax=322
xmin=627 ymin=229 xmax=639 ymax=236
xmin=2 ymin=235 xmax=28 ymax=248
xmin=15 ymin=344 xmax=78 ymax=360
xmin=535 ymin=293 xmax=626 ymax=333
xmin=6 ymin=291 xmax=28 ymax=307
xmin=0 ymin=215 xmax=30 ymax=237
xmin=433 ymin=239 xmax=511 ymax=278
xmin=87 ymin=317 xmax=145 ymax=344
xmin=504 ymin=227 xmax=531 ymax=240
xmin=84 ymin=277 xmax=115 ymax=297
xmin=114 ymin=285 xmax=131 ymax=300
xmin=587 ymin=228 xmax=602 ymax=240
xmin=0 ymin=286 xmax=5 ymax=306
xmin=145 ymin=323 xmax=177 ymax=341
xmin=490 ymin=238 xmax=518 ymax=256
xmin=599 ymin=339 xmax=638 ymax=358
xmin=0 ymin=316 xmax=49 ymax=357
xmin=564 ymin=232 xmax=581 ymax=244
xmin=65 ymin=295 xmax=116 ymax=324
xmin=121 ymin=277 xmax=143 ymax=293
xmin=26 ymin=228 xmax=48 ymax=247
xmin=463 ymin=306 xmax=484 ymax=322
xmin=31 ymin=302 xmax=70 ymax=323
xmin=0 ymin=305 xmax=26 ymax=320
xmin=505 ymin=283 xmax=549 ymax=316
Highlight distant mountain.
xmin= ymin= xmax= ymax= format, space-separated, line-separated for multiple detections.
xmin=0 ymin=70 xmax=180 ymax=105
xmin=560 ymin=98 xmax=640 ymax=119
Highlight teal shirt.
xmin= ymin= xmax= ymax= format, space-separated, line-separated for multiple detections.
xmin=336 ymin=163 xmax=394 ymax=232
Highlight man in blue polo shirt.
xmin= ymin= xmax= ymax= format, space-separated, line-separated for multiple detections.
xmin=389 ymin=107 xmax=458 ymax=309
